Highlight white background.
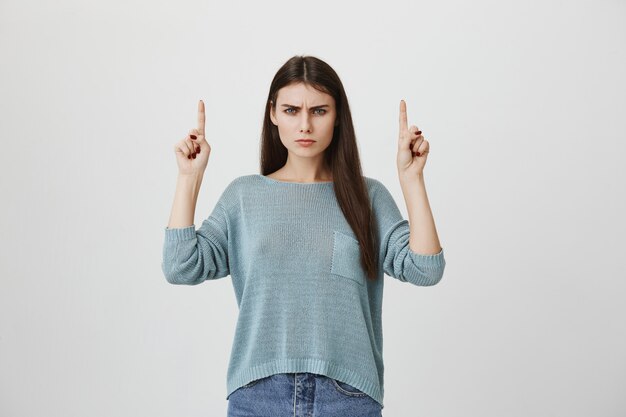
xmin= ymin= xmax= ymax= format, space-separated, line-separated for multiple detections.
xmin=1 ymin=0 xmax=624 ymax=416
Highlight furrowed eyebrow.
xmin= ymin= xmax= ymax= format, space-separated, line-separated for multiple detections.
xmin=280 ymin=104 xmax=329 ymax=109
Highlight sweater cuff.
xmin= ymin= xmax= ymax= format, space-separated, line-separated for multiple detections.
xmin=164 ymin=225 xmax=196 ymax=241
xmin=407 ymin=247 xmax=446 ymax=267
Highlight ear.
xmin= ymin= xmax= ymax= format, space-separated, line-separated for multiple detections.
xmin=269 ymin=100 xmax=278 ymax=126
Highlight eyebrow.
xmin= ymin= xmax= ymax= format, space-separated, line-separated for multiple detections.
xmin=280 ymin=104 xmax=330 ymax=109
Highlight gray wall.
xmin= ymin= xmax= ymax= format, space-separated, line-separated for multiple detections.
xmin=1 ymin=0 xmax=624 ymax=416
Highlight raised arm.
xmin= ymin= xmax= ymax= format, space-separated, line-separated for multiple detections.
xmin=162 ymin=100 xmax=230 ymax=285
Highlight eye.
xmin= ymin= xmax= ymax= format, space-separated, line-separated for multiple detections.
xmin=283 ymin=107 xmax=327 ymax=115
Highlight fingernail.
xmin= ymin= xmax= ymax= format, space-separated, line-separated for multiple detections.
xmin=416 ymin=130 xmax=422 ymax=135
xmin=188 ymin=154 xmax=191 ymax=159
xmin=190 ymin=134 xmax=197 ymax=139
xmin=416 ymin=151 xmax=421 ymax=156
xmin=192 ymin=153 xmax=196 ymax=158
xmin=196 ymin=147 xmax=200 ymax=153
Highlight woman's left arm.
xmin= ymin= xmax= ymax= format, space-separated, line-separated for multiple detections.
xmin=396 ymin=99 xmax=443 ymax=255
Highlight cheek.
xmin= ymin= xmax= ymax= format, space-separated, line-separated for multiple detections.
xmin=321 ymin=119 xmax=336 ymax=134
xmin=277 ymin=117 xmax=296 ymax=129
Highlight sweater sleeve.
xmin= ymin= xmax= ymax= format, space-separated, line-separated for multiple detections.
xmin=372 ymin=180 xmax=446 ymax=286
xmin=161 ymin=200 xmax=231 ymax=285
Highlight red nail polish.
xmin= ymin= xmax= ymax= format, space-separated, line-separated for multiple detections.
xmin=416 ymin=130 xmax=422 ymax=135
xmin=190 ymin=135 xmax=197 ymax=139
xmin=188 ymin=154 xmax=191 ymax=159
xmin=192 ymin=153 xmax=196 ymax=158
xmin=196 ymin=147 xmax=200 ymax=153
xmin=416 ymin=151 xmax=421 ymax=156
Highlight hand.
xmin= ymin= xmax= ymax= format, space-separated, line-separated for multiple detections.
xmin=174 ymin=100 xmax=211 ymax=175
xmin=397 ymin=100 xmax=429 ymax=180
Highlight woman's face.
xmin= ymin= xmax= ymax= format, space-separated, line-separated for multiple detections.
xmin=270 ymin=82 xmax=337 ymax=157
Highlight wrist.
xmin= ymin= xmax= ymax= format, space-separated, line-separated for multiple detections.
xmin=398 ymin=171 xmax=424 ymax=185
xmin=177 ymin=172 xmax=204 ymax=195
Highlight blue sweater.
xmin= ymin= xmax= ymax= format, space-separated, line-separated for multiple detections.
xmin=161 ymin=174 xmax=446 ymax=408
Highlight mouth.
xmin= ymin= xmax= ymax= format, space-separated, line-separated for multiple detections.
xmin=295 ymin=139 xmax=316 ymax=147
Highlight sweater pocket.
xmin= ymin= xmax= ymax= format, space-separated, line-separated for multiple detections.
xmin=330 ymin=230 xmax=365 ymax=286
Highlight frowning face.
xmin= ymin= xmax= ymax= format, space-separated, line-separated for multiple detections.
xmin=270 ymin=82 xmax=337 ymax=157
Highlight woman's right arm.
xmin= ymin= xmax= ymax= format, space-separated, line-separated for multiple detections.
xmin=167 ymin=100 xmax=210 ymax=228
xmin=167 ymin=172 xmax=203 ymax=229
xmin=162 ymin=100 xmax=230 ymax=285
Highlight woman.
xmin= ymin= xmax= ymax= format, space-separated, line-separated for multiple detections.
xmin=162 ymin=55 xmax=446 ymax=416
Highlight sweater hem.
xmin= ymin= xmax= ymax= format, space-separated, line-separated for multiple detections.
xmin=226 ymin=357 xmax=384 ymax=409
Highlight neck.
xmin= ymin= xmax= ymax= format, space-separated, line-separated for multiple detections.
xmin=280 ymin=155 xmax=332 ymax=182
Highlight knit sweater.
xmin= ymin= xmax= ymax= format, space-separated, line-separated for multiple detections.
xmin=161 ymin=174 xmax=446 ymax=409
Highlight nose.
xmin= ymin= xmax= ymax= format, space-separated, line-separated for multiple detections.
xmin=299 ymin=113 xmax=312 ymax=133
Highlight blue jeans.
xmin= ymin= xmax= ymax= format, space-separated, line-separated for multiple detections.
xmin=227 ymin=372 xmax=383 ymax=417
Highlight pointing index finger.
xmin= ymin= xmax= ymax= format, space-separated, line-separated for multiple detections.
xmin=399 ymin=99 xmax=408 ymax=134
xmin=197 ymin=100 xmax=205 ymax=135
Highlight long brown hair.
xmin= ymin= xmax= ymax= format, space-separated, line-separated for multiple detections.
xmin=260 ymin=55 xmax=379 ymax=281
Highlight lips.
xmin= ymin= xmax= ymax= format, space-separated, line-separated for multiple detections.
xmin=295 ymin=139 xmax=316 ymax=147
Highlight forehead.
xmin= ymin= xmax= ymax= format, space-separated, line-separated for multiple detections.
xmin=276 ymin=83 xmax=333 ymax=105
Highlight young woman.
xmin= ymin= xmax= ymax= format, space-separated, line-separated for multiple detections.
xmin=162 ymin=55 xmax=446 ymax=417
